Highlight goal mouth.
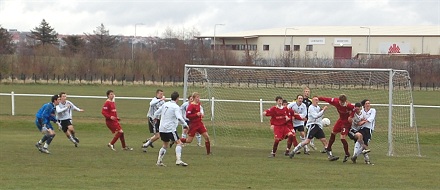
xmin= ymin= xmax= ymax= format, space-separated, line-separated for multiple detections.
xmin=184 ymin=64 xmax=420 ymax=157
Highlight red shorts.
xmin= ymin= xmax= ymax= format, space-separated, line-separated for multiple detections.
xmin=188 ymin=122 xmax=207 ymax=137
xmin=273 ymin=125 xmax=291 ymax=140
xmin=332 ymin=119 xmax=351 ymax=135
xmin=106 ymin=120 xmax=122 ymax=133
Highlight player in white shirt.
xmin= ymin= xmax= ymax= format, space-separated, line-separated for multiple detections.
xmin=180 ymin=96 xmax=203 ymax=147
xmin=55 ymin=92 xmax=84 ymax=147
xmin=288 ymin=96 xmax=339 ymax=161
xmin=142 ymin=89 xmax=166 ymax=151
xmin=152 ymin=91 xmax=188 ymax=167
xmin=355 ymin=99 xmax=376 ymax=164
xmin=348 ymin=102 xmax=370 ymax=163
xmin=287 ymin=94 xmax=309 ymax=154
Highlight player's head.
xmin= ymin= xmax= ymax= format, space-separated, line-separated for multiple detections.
xmin=187 ymin=95 xmax=193 ymax=102
xmin=275 ymin=96 xmax=283 ymax=106
xmin=355 ymin=102 xmax=362 ymax=113
xmin=338 ymin=94 xmax=347 ymax=106
xmin=156 ymin=89 xmax=164 ymax=98
xmin=282 ymin=99 xmax=288 ymax=107
xmin=106 ymin=90 xmax=114 ymax=100
xmin=361 ymin=99 xmax=370 ymax=109
xmin=59 ymin=92 xmax=67 ymax=102
xmin=303 ymin=87 xmax=310 ymax=98
xmin=171 ymin=91 xmax=179 ymax=101
xmin=51 ymin=94 xmax=60 ymax=105
xmin=296 ymin=94 xmax=303 ymax=103
xmin=311 ymin=96 xmax=319 ymax=105
xmin=192 ymin=92 xmax=200 ymax=103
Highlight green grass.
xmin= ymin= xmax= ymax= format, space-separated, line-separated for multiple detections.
xmin=1 ymin=84 xmax=440 ymax=189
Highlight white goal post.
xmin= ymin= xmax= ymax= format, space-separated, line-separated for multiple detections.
xmin=183 ymin=64 xmax=421 ymax=157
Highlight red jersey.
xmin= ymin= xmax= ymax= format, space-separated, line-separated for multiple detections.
xmin=265 ymin=106 xmax=288 ymax=126
xmin=318 ymin=97 xmax=355 ymax=120
xmin=102 ymin=100 xmax=118 ymax=121
xmin=186 ymin=102 xmax=203 ymax=125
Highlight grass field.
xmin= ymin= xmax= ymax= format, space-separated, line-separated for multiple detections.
xmin=1 ymin=84 xmax=440 ymax=189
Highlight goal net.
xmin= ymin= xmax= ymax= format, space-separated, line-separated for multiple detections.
xmin=183 ymin=65 xmax=420 ymax=157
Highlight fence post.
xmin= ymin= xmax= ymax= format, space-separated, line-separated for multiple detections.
xmin=260 ymin=99 xmax=263 ymax=123
xmin=11 ymin=91 xmax=15 ymax=116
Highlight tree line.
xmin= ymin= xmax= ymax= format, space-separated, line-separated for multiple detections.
xmin=0 ymin=19 xmax=439 ymax=84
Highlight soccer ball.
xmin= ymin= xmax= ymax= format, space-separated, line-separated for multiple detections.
xmin=322 ymin=118 xmax=331 ymax=127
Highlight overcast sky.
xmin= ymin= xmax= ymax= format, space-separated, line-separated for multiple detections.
xmin=1 ymin=0 xmax=439 ymax=37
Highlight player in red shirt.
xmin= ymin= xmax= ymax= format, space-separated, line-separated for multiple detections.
xmin=318 ymin=94 xmax=355 ymax=162
xmin=264 ymin=96 xmax=295 ymax=158
xmin=101 ymin=90 xmax=133 ymax=151
xmin=283 ymin=100 xmax=300 ymax=155
xmin=180 ymin=92 xmax=212 ymax=155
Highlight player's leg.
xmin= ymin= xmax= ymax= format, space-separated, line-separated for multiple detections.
xmin=269 ymin=126 xmax=284 ymax=158
xmin=35 ymin=118 xmax=47 ymax=151
xmin=285 ymin=130 xmax=297 ymax=155
xmin=297 ymin=126 xmax=309 ymax=154
xmin=41 ymin=126 xmax=56 ymax=154
xmin=106 ymin=122 xmax=121 ymax=151
xmin=327 ymin=119 xmax=343 ymax=152
xmin=199 ymin=126 xmax=211 ymax=155
xmin=171 ymin=132 xmax=188 ymax=166
xmin=180 ymin=124 xmax=197 ymax=144
xmin=63 ymin=120 xmax=77 ymax=146
xmin=143 ymin=121 xmax=161 ymax=149
xmin=289 ymin=126 xmax=313 ymax=158
xmin=340 ymin=124 xmax=351 ymax=162
xmin=156 ymin=132 xmax=169 ymax=166
xmin=119 ymin=128 xmax=133 ymax=151
xmin=196 ymin=133 xmax=202 ymax=146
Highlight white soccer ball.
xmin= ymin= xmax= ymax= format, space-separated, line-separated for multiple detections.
xmin=322 ymin=118 xmax=331 ymax=127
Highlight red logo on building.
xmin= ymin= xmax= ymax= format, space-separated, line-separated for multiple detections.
xmin=388 ymin=44 xmax=400 ymax=53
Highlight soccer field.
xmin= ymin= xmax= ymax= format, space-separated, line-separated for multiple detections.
xmin=0 ymin=84 xmax=439 ymax=189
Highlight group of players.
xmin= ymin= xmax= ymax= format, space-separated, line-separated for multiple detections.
xmin=33 ymin=87 xmax=375 ymax=166
xmin=263 ymin=87 xmax=376 ymax=164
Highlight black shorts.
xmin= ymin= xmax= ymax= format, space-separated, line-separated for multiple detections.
xmin=59 ymin=119 xmax=72 ymax=133
xmin=294 ymin=125 xmax=305 ymax=132
xmin=306 ymin=124 xmax=325 ymax=139
xmin=148 ymin=117 xmax=160 ymax=134
xmin=358 ymin=127 xmax=372 ymax=146
xmin=159 ymin=131 xmax=180 ymax=142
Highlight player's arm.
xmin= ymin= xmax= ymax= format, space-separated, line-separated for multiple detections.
xmin=153 ymin=104 xmax=164 ymax=119
xmin=68 ymin=101 xmax=83 ymax=112
xmin=42 ymin=104 xmax=55 ymax=124
xmin=263 ymin=107 xmax=273 ymax=116
xmin=318 ymin=96 xmax=337 ymax=106
xmin=186 ymin=104 xmax=199 ymax=119
xmin=55 ymin=104 xmax=69 ymax=113
xmin=175 ymin=106 xmax=188 ymax=127
xmin=348 ymin=110 xmax=355 ymax=123
xmin=101 ymin=101 xmax=112 ymax=120
xmin=149 ymin=97 xmax=163 ymax=106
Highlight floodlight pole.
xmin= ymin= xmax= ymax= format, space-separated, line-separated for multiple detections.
xmin=132 ymin=23 xmax=144 ymax=60
xmin=360 ymin=26 xmax=371 ymax=59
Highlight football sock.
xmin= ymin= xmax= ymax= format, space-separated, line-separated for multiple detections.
xmin=292 ymin=136 xmax=298 ymax=147
xmin=328 ymin=133 xmax=336 ymax=150
xmin=341 ymin=139 xmax=349 ymax=156
xmin=272 ymin=139 xmax=280 ymax=154
xmin=287 ymin=135 xmax=294 ymax=149
xmin=68 ymin=135 xmax=76 ymax=143
xmin=40 ymin=134 xmax=49 ymax=144
xmin=46 ymin=134 xmax=55 ymax=145
xmin=205 ymin=141 xmax=211 ymax=154
xmin=175 ymin=144 xmax=182 ymax=161
xmin=182 ymin=134 xmax=187 ymax=139
xmin=111 ymin=132 xmax=122 ymax=145
xmin=158 ymin=147 xmax=167 ymax=163
xmin=196 ymin=134 xmax=202 ymax=144
xmin=43 ymin=143 xmax=49 ymax=149
xmin=120 ymin=133 xmax=126 ymax=148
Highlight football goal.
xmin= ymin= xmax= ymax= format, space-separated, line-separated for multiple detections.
xmin=183 ymin=64 xmax=420 ymax=157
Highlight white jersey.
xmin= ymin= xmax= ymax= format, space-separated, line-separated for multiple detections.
xmin=56 ymin=100 xmax=81 ymax=120
xmin=362 ymin=108 xmax=376 ymax=130
xmin=147 ymin=97 xmax=165 ymax=118
xmin=351 ymin=111 xmax=366 ymax=131
xmin=154 ymin=100 xmax=187 ymax=133
xmin=306 ymin=104 xmax=325 ymax=128
xmin=288 ymin=102 xmax=307 ymax=127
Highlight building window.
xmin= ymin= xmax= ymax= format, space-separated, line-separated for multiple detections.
xmin=294 ymin=45 xmax=300 ymax=51
xmin=263 ymin=45 xmax=269 ymax=51
xmin=284 ymin=45 xmax=290 ymax=51
xmin=306 ymin=45 xmax=313 ymax=51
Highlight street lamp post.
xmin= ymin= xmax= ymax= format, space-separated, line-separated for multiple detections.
xmin=360 ymin=26 xmax=371 ymax=59
xmin=132 ymin=23 xmax=144 ymax=60
xmin=213 ymin=24 xmax=225 ymax=52
xmin=284 ymin=27 xmax=297 ymax=51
